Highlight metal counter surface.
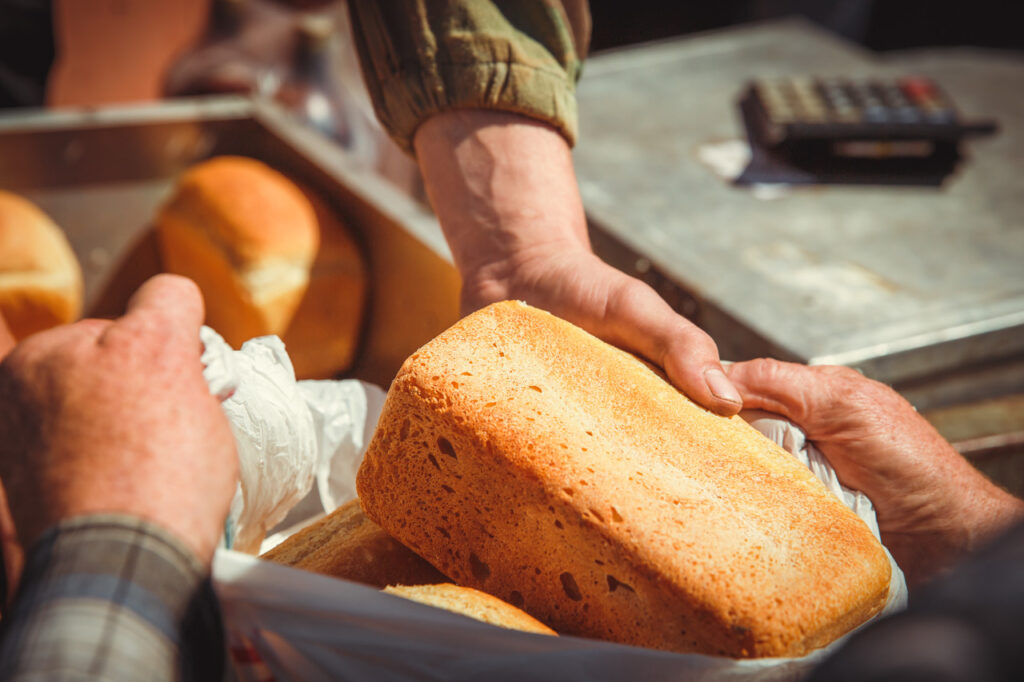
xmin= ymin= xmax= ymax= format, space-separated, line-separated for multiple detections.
xmin=0 ymin=98 xmax=461 ymax=388
xmin=574 ymin=18 xmax=1024 ymax=409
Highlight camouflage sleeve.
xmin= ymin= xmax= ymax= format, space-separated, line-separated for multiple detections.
xmin=347 ymin=0 xmax=591 ymax=153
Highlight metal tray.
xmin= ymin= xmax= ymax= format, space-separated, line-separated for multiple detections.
xmin=574 ymin=19 xmax=1024 ymax=413
xmin=0 ymin=97 xmax=461 ymax=388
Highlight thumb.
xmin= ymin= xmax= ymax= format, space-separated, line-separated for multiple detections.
xmin=598 ymin=277 xmax=742 ymax=416
xmin=118 ymin=274 xmax=206 ymax=350
xmin=724 ymin=359 xmax=822 ymax=426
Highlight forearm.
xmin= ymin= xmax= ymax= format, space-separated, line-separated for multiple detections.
xmin=350 ymin=4 xmax=740 ymax=415
xmin=0 ymin=515 xmax=225 ymax=681
xmin=959 ymin=478 xmax=1024 ymax=554
xmin=414 ymin=108 xmax=590 ymax=283
xmin=873 ymin=444 xmax=1024 ymax=586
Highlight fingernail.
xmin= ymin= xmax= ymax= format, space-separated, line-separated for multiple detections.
xmin=705 ymin=368 xmax=741 ymax=405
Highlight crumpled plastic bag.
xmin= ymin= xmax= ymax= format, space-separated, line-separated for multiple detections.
xmin=299 ymin=379 xmax=386 ymax=514
xmin=200 ymin=326 xmax=384 ymax=554
xmin=212 ymin=405 xmax=908 ymax=682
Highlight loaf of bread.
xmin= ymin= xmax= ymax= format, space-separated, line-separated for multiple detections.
xmin=0 ymin=190 xmax=83 ymax=340
xmin=384 ymin=583 xmax=557 ymax=636
xmin=279 ymin=189 xmax=368 ymax=379
xmin=357 ymin=301 xmax=891 ymax=658
xmin=261 ymin=498 xmax=446 ymax=588
xmin=156 ymin=156 xmax=320 ymax=349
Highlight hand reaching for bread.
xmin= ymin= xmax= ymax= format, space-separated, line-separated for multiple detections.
xmin=461 ymin=247 xmax=743 ymax=416
xmin=414 ymin=109 xmax=742 ymax=417
xmin=357 ymin=302 xmax=891 ymax=658
xmin=0 ymin=274 xmax=238 ymax=564
xmin=725 ymin=359 xmax=1024 ymax=587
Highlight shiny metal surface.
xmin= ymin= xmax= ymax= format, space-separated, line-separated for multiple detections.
xmin=575 ymin=18 xmax=1024 ymax=410
xmin=0 ymin=97 xmax=460 ymax=387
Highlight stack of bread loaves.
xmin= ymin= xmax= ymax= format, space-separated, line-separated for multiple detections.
xmin=265 ymin=301 xmax=891 ymax=657
xmin=262 ymin=498 xmax=447 ymax=589
xmin=262 ymin=498 xmax=556 ymax=635
xmin=0 ymin=190 xmax=83 ymax=341
xmin=156 ymin=156 xmax=367 ymax=378
xmin=353 ymin=301 xmax=892 ymax=658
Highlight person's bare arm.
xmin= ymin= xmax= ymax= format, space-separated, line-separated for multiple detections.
xmin=415 ymin=109 xmax=742 ymax=415
xmin=726 ymin=359 xmax=1024 ymax=587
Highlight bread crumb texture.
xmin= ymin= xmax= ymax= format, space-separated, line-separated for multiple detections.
xmin=357 ymin=301 xmax=891 ymax=658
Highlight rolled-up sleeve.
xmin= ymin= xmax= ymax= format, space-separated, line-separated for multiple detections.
xmin=347 ymin=0 xmax=591 ymax=152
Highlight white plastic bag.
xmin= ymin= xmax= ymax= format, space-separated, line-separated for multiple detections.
xmin=300 ymin=379 xmax=386 ymax=514
xmin=200 ymin=327 xmax=384 ymax=555
xmin=212 ymin=409 xmax=908 ymax=682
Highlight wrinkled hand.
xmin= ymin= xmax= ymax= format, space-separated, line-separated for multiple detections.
xmin=726 ymin=359 xmax=1024 ymax=586
xmin=0 ymin=275 xmax=237 ymax=565
xmin=462 ymin=245 xmax=741 ymax=415
xmin=415 ymin=108 xmax=741 ymax=416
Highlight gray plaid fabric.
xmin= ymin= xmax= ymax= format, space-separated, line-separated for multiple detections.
xmin=0 ymin=515 xmax=225 ymax=681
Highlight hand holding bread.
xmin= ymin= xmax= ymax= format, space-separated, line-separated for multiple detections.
xmin=726 ymin=359 xmax=1024 ymax=587
xmin=413 ymin=110 xmax=742 ymax=418
xmin=355 ymin=301 xmax=892 ymax=658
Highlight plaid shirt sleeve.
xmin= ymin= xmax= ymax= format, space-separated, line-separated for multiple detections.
xmin=0 ymin=515 xmax=226 ymax=681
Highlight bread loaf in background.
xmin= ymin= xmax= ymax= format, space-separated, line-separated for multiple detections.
xmin=357 ymin=301 xmax=892 ymax=658
xmin=0 ymin=190 xmax=83 ymax=340
xmin=261 ymin=498 xmax=446 ymax=588
xmin=279 ymin=189 xmax=367 ymax=379
xmin=384 ymin=583 xmax=557 ymax=636
xmin=156 ymin=156 xmax=318 ymax=348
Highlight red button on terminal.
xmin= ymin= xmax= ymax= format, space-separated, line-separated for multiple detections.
xmin=901 ymin=77 xmax=936 ymax=102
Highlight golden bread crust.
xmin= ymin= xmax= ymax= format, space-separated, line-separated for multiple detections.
xmin=279 ymin=189 xmax=368 ymax=379
xmin=357 ymin=301 xmax=891 ymax=658
xmin=261 ymin=498 xmax=447 ymax=588
xmin=161 ymin=156 xmax=318 ymax=266
xmin=155 ymin=156 xmax=323 ymax=349
xmin=384 ymin=583 xmax=557 ymax=636
xmin=0 ymin=191 xmax=83 ymax=339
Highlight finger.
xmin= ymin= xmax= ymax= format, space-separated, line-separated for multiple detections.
xmin=0 ymin=317 xmax=111 ymax=380
xmin=724 ymin=359 xmax=820 ymax=425
xmin=116 ymin=274 xmax=205 ymax=352
xmin=603 ymin=279 xmax=742 ymax=416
